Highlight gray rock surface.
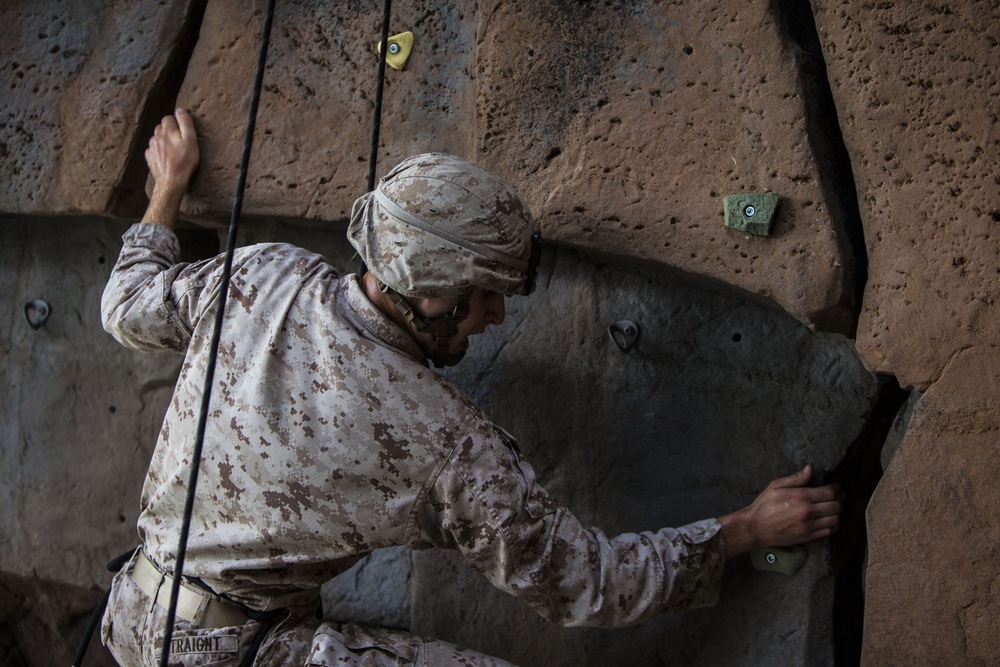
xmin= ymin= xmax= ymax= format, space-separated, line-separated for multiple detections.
xmin=0 ymin=218 xmax=178 ymax=587
xmin=420 ymin=247 xmax=877 ymax=666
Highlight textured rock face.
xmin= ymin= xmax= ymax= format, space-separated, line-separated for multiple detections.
xmin=0 ymin=0 xmax=200 ymax=215
xmin=423 ymin=247 xmax=876 ymax=666
xmin=810 ymin=2 xmax=1000 ymax=662
xmin=177 ymin=0 xmax=480 ymax=223
xmin=473 ymin=1 xmax=857 ymax=332
xmin=863 ymin=348 xmax=1000 ymax=665
xmin=5 ymin=0 xmax=855 ymax=332
xmin=2 ymin=0 xmax=997 ymax=664
xmin=812 ymin=0 xmax=1000 ymax=391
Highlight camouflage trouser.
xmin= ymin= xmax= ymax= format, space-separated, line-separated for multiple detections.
xmin=101 ymin=551 xmax=516 ymax=666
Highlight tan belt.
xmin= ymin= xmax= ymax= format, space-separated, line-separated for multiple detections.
xmin=131 ymin=551 xmax=249 ymax=629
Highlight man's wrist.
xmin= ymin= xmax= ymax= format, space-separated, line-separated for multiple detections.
xmin=718 ymin=508 xmax=760 ymax=560
xmin=141 ymin=184 xmax=186 ymax=229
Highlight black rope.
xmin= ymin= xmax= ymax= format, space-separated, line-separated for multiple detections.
xmin=360 ymin=0 xmax=393 ymax=275
xmin=70 ymin=589 xmax=110 ymax=667
xmin=367 ymin=0 xmax=393 ymax=193
xmin=157 ymin=1 xmax=277 ymax=666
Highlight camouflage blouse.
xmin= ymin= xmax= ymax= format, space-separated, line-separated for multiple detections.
xmin=101 ymin=223 xmax=726 ymax=627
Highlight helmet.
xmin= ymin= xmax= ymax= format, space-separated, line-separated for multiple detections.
xmin=347 ymin=153 xmax=540 ymax=298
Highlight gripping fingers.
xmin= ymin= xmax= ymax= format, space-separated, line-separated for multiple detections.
xmin=145 ymin=110 xmax=199 ymax=187
xmin=809 ymin=498 xmax=842 ymax=519
xmin=175 ymin=108 xmax=196 ymax=138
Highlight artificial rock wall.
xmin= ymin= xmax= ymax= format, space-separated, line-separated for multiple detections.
xmin=1 ymin=0 xmax=997 ymax=665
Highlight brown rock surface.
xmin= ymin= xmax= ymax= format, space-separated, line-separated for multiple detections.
xmin=475 ymin=1 xmax=856 ymax=332
xmin=863 ymin=347 xmax=1000 ymax=665
xmin=812 ymin=2 xmax=1000 ymax=662
xmin=813 ymin=0 xmax=1000 ymax=389
xmin=0 ymin=0 xmax=201 ymax=215
xmin=179 ymin=1 xmax=479 ymax=222
xmin=178 ymin=0 xmax=855 ymax=331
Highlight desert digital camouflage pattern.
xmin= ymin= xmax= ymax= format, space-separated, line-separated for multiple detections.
xmin=103 ymin=550 xmax=516 ymax=666
xmin=349 ymin=153 xmax=537 ymax=298
xmin=100 ymin=223 xmax=725 ymax=665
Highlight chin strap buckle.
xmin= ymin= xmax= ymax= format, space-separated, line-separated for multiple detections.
xmin=378 ymin=280 xmax=470 ymax=357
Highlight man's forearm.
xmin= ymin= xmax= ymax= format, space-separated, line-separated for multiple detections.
xmin=141 ymin=184 xmax=186 ymax=230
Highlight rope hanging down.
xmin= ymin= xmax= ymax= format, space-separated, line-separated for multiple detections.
xmin=158 ymin=1 xmax=394 ymax=665
xmin=368 ymin=0 xmax=393 ymax=192
xmin=73 ymin=3 xmax=394 ymax=665
xmin=361 ymin=0 xmax=394 ymax=276
xmin=157 ymin=1 xmax=277 ymax=665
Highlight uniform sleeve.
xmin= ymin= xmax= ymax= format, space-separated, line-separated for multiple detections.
xmin=101 ymin=223 xmax=225 ymax=353
xmin=413 ymin=417 xmax=726 ymax=628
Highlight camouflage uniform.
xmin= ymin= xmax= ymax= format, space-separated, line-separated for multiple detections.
xmin=99 ymin=157 xmax=726 ymax=666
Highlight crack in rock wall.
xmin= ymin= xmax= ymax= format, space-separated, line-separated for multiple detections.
xmin=809 ymin=1 xmax=1000 ymax=662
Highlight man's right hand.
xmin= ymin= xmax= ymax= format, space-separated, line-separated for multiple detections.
xmin=718 ymin=464 xmax=843 ymax=560
xmin=141 ymin=108 xmax=200 ymax=229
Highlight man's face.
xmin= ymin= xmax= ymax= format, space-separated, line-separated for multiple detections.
xmin=411 ymin=288 xmax=506 ymax=367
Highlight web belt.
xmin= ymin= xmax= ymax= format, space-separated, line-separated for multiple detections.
xmin=131 ymin=551 xmax=249 ymax=629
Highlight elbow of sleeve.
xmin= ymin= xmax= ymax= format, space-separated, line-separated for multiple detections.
xmin=101 ymin=302 xmax=138 ymax=348
xmin=101 ymin=291 xmax=127 ymax=339
xmin=100 ymin=289 xmax=158 ymax=351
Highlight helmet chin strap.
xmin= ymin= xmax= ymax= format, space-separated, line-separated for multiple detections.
xmin=377 ymin=280 xmax=470 ymax=366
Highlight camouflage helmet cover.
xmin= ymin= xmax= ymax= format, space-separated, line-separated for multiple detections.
xmin=348 ymin=153 xmax=539 ymax=298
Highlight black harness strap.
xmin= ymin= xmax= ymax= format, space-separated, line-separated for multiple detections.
xmin=71 ymin=589 xmax=110 ymax=667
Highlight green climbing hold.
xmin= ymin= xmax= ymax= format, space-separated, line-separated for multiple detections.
xmin=723 ymin=192 xmax=781 ymax=237
xmin=750 ymin=545 xmax=808 ymax=576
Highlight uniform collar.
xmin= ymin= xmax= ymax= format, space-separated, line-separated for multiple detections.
xmin=341 ymin=274 xmax=428 ymax=366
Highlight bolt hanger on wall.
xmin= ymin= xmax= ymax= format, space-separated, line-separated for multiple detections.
xmin=608 ymin=320 xmax=640 ymax=353
xmin=23 ymin=299 xmax=51 ymax=329
xmin=750 ymin=545 xmax=808 ymax=576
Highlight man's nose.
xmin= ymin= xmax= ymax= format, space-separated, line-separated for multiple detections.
xmin=485 ymin=292 xmax=505 ymax=326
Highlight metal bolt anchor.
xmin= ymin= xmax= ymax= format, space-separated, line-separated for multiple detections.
xmin=23 ymin=299 xmax=51 ymax=329
xmin=608 ymin=320 xmax=640 ymax=353
xmin=388 ymin=42 xmax=400 ymax=54
xmin=744 ymin=205 xmax=756 ymax=217
xmin=766 ymin=552 xmax=777 ymax=564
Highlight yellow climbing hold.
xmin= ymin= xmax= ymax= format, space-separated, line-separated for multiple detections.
xmin=376 ymin=31 xmax=414 ymax=70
